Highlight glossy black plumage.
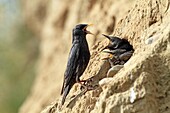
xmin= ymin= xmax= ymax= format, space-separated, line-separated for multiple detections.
xmin=102 ymin=34 xmax=134 ymax=65
xmin=61 ymin=24 xmax=91 ymax=105
xmin=102 ymin=34 xmax=134 ymax=51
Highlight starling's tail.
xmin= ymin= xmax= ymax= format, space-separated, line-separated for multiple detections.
xmin=60 ymin=81 xmax=65 ymax=95
xmin=61 ymin=84 xmax=73 ymax=105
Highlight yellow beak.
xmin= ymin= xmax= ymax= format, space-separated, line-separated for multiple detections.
xmin=84 ymin=24 xmax=94 ymax=35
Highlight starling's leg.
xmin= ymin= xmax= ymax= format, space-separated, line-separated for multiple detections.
xmin=76 ymin=76 xmax=88 ymax=90
xmin=78 ymin=79 xmax=87 ymax=83
xmin=76 ymin=75 xmax=88 ymax=84
xmin=76 ymin=76 xmax=97 ymax=93
xmin=76 ymin=76 xmax=86 ymax=84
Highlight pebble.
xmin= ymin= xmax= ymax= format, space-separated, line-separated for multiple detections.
xmin=145 ymin=34 xmax=160 ymax=44
xmin=107 ymin=65 xmax=124 ymax=77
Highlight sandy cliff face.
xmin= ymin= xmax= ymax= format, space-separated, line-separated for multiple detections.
xmin=20 ymin=0 xmax=170 ymax=113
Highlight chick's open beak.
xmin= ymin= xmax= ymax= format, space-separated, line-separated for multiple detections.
xmin=101 ymin=54 xmax=113 ymax=60
xmin=83 ymin=24 xmax=94 ymax=35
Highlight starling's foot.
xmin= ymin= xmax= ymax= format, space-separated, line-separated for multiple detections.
xmin=77 ymin=80 xmax=87 ymax=88
xmin=76 ymin=77 xmax=88 ymax=86
xmin=80 ymin=83 xmax=88 ymax=93
xmin=79 ymin=79 xmax=87 ymax=84
xmin=80 ymin=78 xmax=98 ymax=91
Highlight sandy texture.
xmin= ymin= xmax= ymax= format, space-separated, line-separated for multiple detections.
xmin=20 ymin=0 xmax=170 ymax=113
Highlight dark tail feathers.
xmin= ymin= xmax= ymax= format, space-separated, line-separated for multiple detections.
xmin=61 ymin=84 xmax=73 ymax=105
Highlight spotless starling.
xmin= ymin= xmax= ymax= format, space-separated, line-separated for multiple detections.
xmin=61 ymin=24 xmax=93 ymax=105
xmin=102 ymin=34 xmax=134 ymax=51
xmin=102 ymin=34 xmax=134 ymax=65
xmin=103 ymin=49 xmax=134 ymax=65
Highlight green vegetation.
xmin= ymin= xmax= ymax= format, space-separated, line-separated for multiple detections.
xmin=0 ymin=1 xmax=39 ymax=113
xmin=0 ymin=21 xmax=39 ymax=113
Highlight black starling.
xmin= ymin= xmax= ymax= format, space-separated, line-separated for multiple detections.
xmin=103 ymin=49 xmax=133 ymax=65
xmin=102 ymin=34 xmax=134 ymax=65
xmin=102 ymin=34 xmax=134 ymax=51
xmin=61 ymin=24 xmax=93 ymax=105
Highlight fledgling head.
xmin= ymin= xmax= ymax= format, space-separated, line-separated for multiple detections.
xmin=102 ymin=34 xmax=122 ymax=51
xmin=102 ymin=34 xmax=134 ymax=51
xmin=102 ymin=34 xmax=122 ymax=46
xmin=102 ymin=34 xmax=121 ymax=42
xmin=73 ymin=24 xmax=93 ymax=37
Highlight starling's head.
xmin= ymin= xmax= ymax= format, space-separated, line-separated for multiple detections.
xmin=73 ymin=24 xmax=93 ymax=36
xmin=102 ymin=34 xmax=121 ymax=42
xmin=102 ymin=34 xmax=122 ymax=50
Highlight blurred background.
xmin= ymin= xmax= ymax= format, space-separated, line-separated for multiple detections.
xmin=1 ymin=0 xmax=168 ymax=113
xmin=0 ymin=0 xmax=136 ymax=113
xmin=0 ymin=0 xmax=39 ymax=113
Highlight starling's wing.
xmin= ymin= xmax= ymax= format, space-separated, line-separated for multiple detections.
xmin=75 ymin=47 xmax=90 ymax=79
xmin=61 ymin=42 xmax=80 ymax=95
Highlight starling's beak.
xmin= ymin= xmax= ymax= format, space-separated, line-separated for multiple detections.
xmin=102 ymin=34 xmax=112 ymax=41
xmin=101 ymin=54 xmax=113 ymax=60
xmin=101 ymin=49 xmax=114 ymax=60
xmin=103 ymin=49 xmax=127 ymax=55
xmin=102 ymin=49 xmax=113 ymax=54
xmin=83 ymin=24 xmax=94 ymax=35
